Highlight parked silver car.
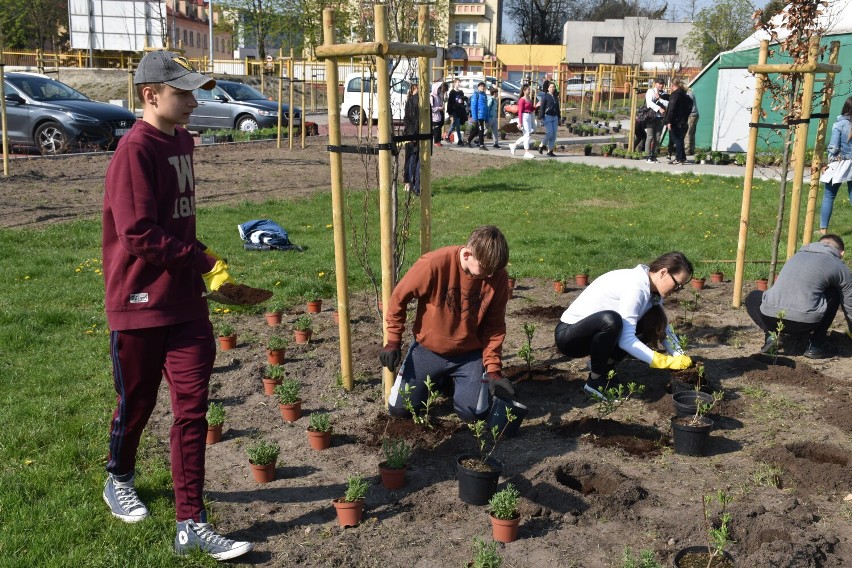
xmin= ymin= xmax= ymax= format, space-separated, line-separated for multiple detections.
xmin=2 ymin=72 xmax=137 ymax=155
xmin=189 ymin=80 xmax=301 ymax=132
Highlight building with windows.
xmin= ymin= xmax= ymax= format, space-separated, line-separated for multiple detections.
xmin=444 ymin=0 xmax=502 ymax=74
xmin=165 ymin=0 xmax=234 ymax=60
xmin=562 ymin=17 xmax=699 ymax=69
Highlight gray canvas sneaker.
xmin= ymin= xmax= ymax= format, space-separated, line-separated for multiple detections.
xmin=175 ymin=514 xmax=253 ymax=561
xmin=103 ymin=473 xmax=149 ymax=523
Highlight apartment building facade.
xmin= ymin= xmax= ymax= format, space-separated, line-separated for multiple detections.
xmin=165 ymin=0 xmax=234 ymax=59
xmin=445 ymin=0 xmax=502 ymax=74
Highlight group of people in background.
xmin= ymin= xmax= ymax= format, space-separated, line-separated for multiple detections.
xmin=636 ymin=77 xmax=700 ymax=164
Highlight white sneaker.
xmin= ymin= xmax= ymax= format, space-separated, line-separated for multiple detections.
xmin=523 ymin=152 xmax=535 ymax=159
xmin=175 ymin=513 xmax=254 ymax=561
xmin=509 ymin=143 xmax=516 ymax=156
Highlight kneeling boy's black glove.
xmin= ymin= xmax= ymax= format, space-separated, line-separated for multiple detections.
xmin=379 ymin=343 xmax=401 ymax=371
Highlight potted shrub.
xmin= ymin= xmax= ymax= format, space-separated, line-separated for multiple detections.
xmin=583 ymin=143 xmax=593 ymax=156
xmin=274 ymin=377 xmax=302 ymax=423
xmin=262 ymin=363 xmax=285 ymax=396
xmin=206 ymin=402 xmax=225 ymax=445
xmin=457 ymin=413 xmax=516 ymax=505
xmin=307 ymin=412 xmax=332 ymax=450
xmin=671 ymin=392 xmax=723 ymax=457
xmin=469 ymin=537 xmax=502 ymax=568
xmin=266 ymin=335 xmax=288 ymax=365
xmin=379 ymin=438 xmax=412 ymax=490
xmin=264 ymin=304 xmax=283 ymax=326
xmin=216 ymin=322 xmax=237 ymax=351
xmin=755 ymin=277 xmax=769 ymax=291
xmin=552 ymin=278 xmax=566 ymax=294
xmin=293 ymin=315 xmax=313 ymax=344
xmin=247 ymin=439 xmax=279 ymax=483
xmin=332 ymin=473 xmax=369 ymax=527
xmin=691 ymin=275 xmax=706 ymax=291
xmin=305 ymin=289 xmax=323 ymax=314
xmin=487 ymin=483 xmax=521 ymax=543
xmin=710 ymin=270 xmax=724 ymax=283
xmin=575 ymin=268 xmax=590 ymax=287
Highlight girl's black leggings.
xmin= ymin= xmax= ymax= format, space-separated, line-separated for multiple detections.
xmin=555 ymin=310 xmax=624 ymax=376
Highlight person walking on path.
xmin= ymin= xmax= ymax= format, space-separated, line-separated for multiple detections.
xmin=745 ymin=234 xmax=852 ymax=359
xmin=818 ymin=96 xmax=852 ymax=234
xmin=431 ymin=81 xmax=447 ymax=146
xmin=379 ymin=226 xmax=515 ymax=421
xmin=509 ymin=84 xmax=538 ymax=159
xmin=486 ymin=86 xmax=501 ymax=148
xmin=664 ymin=78 xmax=692 ymax=164
xmin=686 ymin=86 xmax=699 ymax=156
xmin=467 ymin=81 xmax=489 ymax=150
xmin=446 ymin=79 xmax=466 ymax=145
xmin=101 ymin=50 xmax=253 ymax=561
xmin=403 ymin=82 xmax=421 ymax=194
xmin=644 ymin=78 xmax=668 ymax=162
xmin=538 ymin=82 xmax=560 ymax=156
xmin=554 ymin=252 xmax=694 ymax=397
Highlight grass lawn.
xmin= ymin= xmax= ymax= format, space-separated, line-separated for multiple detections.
xmin=0 ymin=160 xmax=841 ymax=566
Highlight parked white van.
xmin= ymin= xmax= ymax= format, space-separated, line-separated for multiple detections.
xmin=340 ymin=72 xmax=413 ymax=125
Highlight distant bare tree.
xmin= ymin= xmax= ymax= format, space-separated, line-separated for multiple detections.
xmin=504 ymin=0 xmax=584 ymax=44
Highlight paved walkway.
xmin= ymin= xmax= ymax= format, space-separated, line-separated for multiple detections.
xmin=438 ymin=133 xmax=808 ymax=182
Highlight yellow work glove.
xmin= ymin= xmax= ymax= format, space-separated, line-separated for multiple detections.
xmin=203 ymin=247 xmax=224 ymax=263
xmin=202 ymin=260 xmax=235 ymax=292
xmin=650 ymin=352 xmax=693 ymax=370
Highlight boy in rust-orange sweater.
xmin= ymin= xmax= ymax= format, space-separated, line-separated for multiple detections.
xmin=379 ymin=226 xmax=515 ymax=421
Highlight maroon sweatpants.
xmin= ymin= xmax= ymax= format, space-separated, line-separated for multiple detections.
xmin=106 ymin=317 xmax=215 ymax=522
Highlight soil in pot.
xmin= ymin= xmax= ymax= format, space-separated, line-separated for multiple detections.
xmin=671 ymin=416 xmax=713 ymax=457
xmin=457 ymin=456 xmax=503 ymax=505
xmin=671 ymin=390 xmax=714 ymax=417
xmin=673 ymin=546 xmax=735 ymax=567
xmin=379 ymin=462 xmax=408 ymax=490
xmin=490 ymin=513 xmax=520 ymax=543
xmin=332 ymin=498 xmax=364 ymax=527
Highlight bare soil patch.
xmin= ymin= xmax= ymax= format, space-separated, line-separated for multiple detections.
xmin=6 ymin=143 xmax=852 ymax=566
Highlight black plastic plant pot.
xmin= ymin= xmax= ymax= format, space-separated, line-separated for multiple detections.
xmin=673 ymin=545 xmax=735 ymax=567
xmin=457 ymin=456 xmax=503 ymax=505
xmin=671 ymin=390 xmax=714 ymax=417
xmin=486 ymin=396 xmax=528 ymax=438
xmin=671 ymin=416 xmax=713 ymax=457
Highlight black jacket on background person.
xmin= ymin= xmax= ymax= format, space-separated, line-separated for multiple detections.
xmin=665 ymin=88 xmax=693 ymax=126
xmin=539 ymin=92 xmax=560 ymax=118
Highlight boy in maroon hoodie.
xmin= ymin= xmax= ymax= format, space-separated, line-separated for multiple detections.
xmin=379 ymin=226 xmax=515 ymax=421
xmin=101 ymin=50 xmax=252 ymax=561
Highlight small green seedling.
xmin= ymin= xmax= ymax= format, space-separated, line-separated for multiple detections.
xmin=470 ymin=536 xmax=502 ymax=568
xmin=487 ymin=483 xmax=520 ymax=520
xmin=702 ymin=490 xmax=735 ymax=567
xmin=206 ymin=402 xmax=225 ymax=426
xmin=294 ymin=315 xmax=313 ymax=331
xmin=216 ymin=322 xmax=234 ymax=337
xmin=343 ymin=473 xmax=369 ymax=502
xmin=689 ymin=391 xmax=724 ymax=426
xmin=400 ymin=375 xmax=441 ymax=428
xmin=518 ymin=322 xmax=536 ymax=372
xmin=274 ymin=377 xmax=301 ymax=405
xmin=621 ymin=547 xmax=662 ymax=568
xmin=767 ymin=310 xmax=786 ymax=364
xmin=267 ymin=335 xmax=288 ymax=351
xmin=309 ymin=412 xmax=332 ymax=433
xmin=382 ymin=438 xmax=412 ymax=469
xmin=591 ymin=370 xmax=646 ymax=420
xmin=468 ymin=407 xmax=515 ymax=465
xmin=246 ymin=440 xmax=279 ymax=466
xmin=264 ymin=363 xmax=284 ymax=380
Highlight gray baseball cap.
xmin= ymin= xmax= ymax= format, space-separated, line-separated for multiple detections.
xmin=134 ymin=50 xmax=216 ymax=90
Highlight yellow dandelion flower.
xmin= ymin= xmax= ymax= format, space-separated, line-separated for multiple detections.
xmin=75 ymin=268 xmax=82 ymax=273
xmin=24 ymin=275 xmax=30 ymax=280
xmin=223 ymin=308 xmax=231 ymax=314
xmin=318 ymin=272 xmax=326 ymax=278
xmin=275 ymin=281 xmax=281 ymax=286
xmin=326 ymin=224 xmax=333 ymax=229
